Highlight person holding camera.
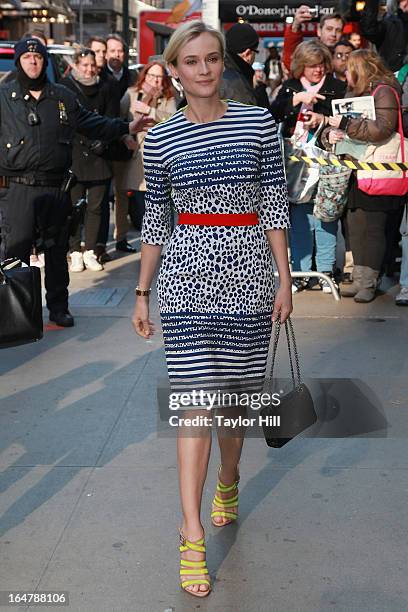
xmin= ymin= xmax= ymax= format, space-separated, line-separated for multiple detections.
xmin=283 ymin=7 xmax=345 ymax=71
xmin=114 ymin=62 xmax=177 ymax=234
xmin=61 ymin=47 xmax=119 ymax=273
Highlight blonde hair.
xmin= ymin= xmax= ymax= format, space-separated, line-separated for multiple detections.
xmin=291 ymin=40 xmax=332 ymax=80
xmin=347 ymin=49 xmax=398 ymax=96
xmin=163 ymin=20 xmax=225 ymax=66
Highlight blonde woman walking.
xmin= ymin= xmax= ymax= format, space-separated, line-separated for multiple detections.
xmin=132 ymin=21 xmax=292 ymax=598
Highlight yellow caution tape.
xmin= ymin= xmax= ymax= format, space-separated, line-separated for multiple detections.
xmin=287 ymin=156 xmax=408 ymax=171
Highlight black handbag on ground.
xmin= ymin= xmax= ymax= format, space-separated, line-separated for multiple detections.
xmin=0 ymin=259 xmax=43 ymax=348
xmin=261 ymin=317 xmax=317 ymax=448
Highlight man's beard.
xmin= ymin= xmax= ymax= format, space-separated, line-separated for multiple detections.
xmin=108 ymin=58 xmax=123 ymax=72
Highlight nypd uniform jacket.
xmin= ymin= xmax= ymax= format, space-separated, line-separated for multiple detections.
xmin=0 ymin=79 xmax=130 ymax=182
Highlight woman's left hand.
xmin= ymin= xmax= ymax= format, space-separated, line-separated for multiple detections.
xmin=132 ymin=100 xmax=151 ymax=115
xmin=303 ymin=111 xmax=324 ymax=129
xmin=328 ymin=129 xmax=345 ymax=145
xmin=272 ymin=285 xmax=293 ymax=324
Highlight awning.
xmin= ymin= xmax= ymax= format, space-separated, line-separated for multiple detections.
xmin=146 ymin=20 xmax=176 ymax=37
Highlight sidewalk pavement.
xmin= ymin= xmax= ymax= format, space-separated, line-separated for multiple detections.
xmin=1 ymin=232 xmax=408 ymax=612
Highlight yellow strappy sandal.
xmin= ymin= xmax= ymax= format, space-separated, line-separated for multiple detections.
xmin=211 ymin=466 xmax=239 ymax=527
xmin=179 ymin=531 xmax=211 ymax=598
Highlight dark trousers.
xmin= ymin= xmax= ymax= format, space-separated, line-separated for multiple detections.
xmin=347 ymin=208 xmax=387 ymax=271
xmin=69 ymin=180 xmax=110 ymax=252
xmin=96 ymin=179 xmax=111 ymax=247
xmin=341 ymin=212 xmax=351 ymax=252
xmin=0 ymin=182 xmax=70 ymax=314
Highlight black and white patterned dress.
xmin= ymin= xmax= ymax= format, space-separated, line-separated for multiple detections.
xmin=141 ymin=101 xmax=289 ymax=398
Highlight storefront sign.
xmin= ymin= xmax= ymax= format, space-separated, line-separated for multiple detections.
xmin=220 ymin=0 xmax=336 ymax=22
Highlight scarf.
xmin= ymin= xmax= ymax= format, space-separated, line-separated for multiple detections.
xmin=294 ymin=75 xmax=326 ymax=143
xmin=71 ymin=67 xmax=99 ymax=87
xmin=16 ymin=62 xmax=48 ymax=91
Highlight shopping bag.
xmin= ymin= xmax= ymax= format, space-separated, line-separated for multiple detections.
xmin=313 ymin=164 xmax=352 ymax=222
xmin=282 ymin=122 xmax=329 ymax=204
xmin=357 ymin=85 xmax=408 ymax=196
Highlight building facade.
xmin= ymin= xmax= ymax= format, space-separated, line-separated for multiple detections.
xmin=0 ymin=0 xmax=74 ymax=42
xmin=68 ymin=0 xmax=163 ymax=46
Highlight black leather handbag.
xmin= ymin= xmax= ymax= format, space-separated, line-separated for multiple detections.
xmin=261 ymin=317 xmax=317 ymax=448
xmin=0 ymin=259 xmax=43 ymax=348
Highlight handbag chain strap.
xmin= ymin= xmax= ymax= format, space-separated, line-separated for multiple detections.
xmin=269 ymin=316 xmax=302 ymax=390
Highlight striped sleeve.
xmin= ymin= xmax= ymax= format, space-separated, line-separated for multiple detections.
xmin=258 ymin=109 xmax=290 ymax=231
xmin=141 ymin=130 xmax=172 ymax=246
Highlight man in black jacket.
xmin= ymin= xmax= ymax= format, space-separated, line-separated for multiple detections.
xmin=0 ymin=38 xmax=152 ymax=327
xmin=101 ymin=33 xmax=139 ymax=253
xmin=101 ymin=34 xmax=138 ymax=110
xmin=220 ymin=23 xmax=270 ymax=109
xmin=360 ymin=0 xmax=408 ymax=71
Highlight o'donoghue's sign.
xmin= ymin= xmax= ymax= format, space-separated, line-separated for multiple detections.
xmin=219 ymin=0 xmax=337 ymax=22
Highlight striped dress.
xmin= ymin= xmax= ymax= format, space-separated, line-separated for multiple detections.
xmin=141 ymin=101 xmax=289 ymax=403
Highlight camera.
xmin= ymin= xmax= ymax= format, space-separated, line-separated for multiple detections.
xmin=27 ymin=110 xmax=40 ymax=126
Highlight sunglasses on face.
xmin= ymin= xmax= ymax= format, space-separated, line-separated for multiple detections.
xmin=78 ymin=50 xmax=96 ymax=58
xmin=335 ymin=52 xmax=351 ymax=59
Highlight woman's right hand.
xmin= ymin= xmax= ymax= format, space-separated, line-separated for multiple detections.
xmin=122 ymin=134 xmax=138 ymax=151
xmin=293 ymin=91 xmax=326 ymax=107
xmin=143 ymin=82 xmax=162 ymax=98
xmin=328 ymin=129 xmax=345 ymax=145
xmin=132 ymin=297 xmax=155 ymax=339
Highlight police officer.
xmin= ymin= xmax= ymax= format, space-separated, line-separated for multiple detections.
xmin=0 ymin=37 xmax=152 ymax=327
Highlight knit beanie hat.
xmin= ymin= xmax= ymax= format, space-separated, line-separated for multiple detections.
xmin=14 ymin=37 xmax=48 ymax=66
xmin=225 ymin=23 xmax=259 ymax=54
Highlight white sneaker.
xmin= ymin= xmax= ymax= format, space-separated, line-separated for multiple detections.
xmin=83 ymin=249 xmax=103 ymax=271
xmin=395 ymin=286 xmax=408 ymax=306
xmin=70 ymin=251 xmax=84 ymax=273
xmin=318 ymin=272 xmax=339 ymax=294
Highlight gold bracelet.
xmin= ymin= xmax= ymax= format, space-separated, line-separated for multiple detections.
xmin=135 ymin=287 xmax=151 ymax=296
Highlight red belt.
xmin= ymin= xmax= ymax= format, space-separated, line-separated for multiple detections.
xmin=177 ymin=212 xmax=259 ymax=226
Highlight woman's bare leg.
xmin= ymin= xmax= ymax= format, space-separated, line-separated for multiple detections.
xmin=213 ymin=407 xmax=246 ymax=525
xmin=177 ymin=413 xmax=212 ymax=594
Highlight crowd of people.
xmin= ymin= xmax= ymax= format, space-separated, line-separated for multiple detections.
xmin=0 ymin=33 xmax=152 ymax=327
xmin=70 ymin=1 xmax=408 ymax=309
xmin=1 ymin=0 xmax=408 ymax=332
xmin=252 ymin=2 xmax=408 ymax=305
